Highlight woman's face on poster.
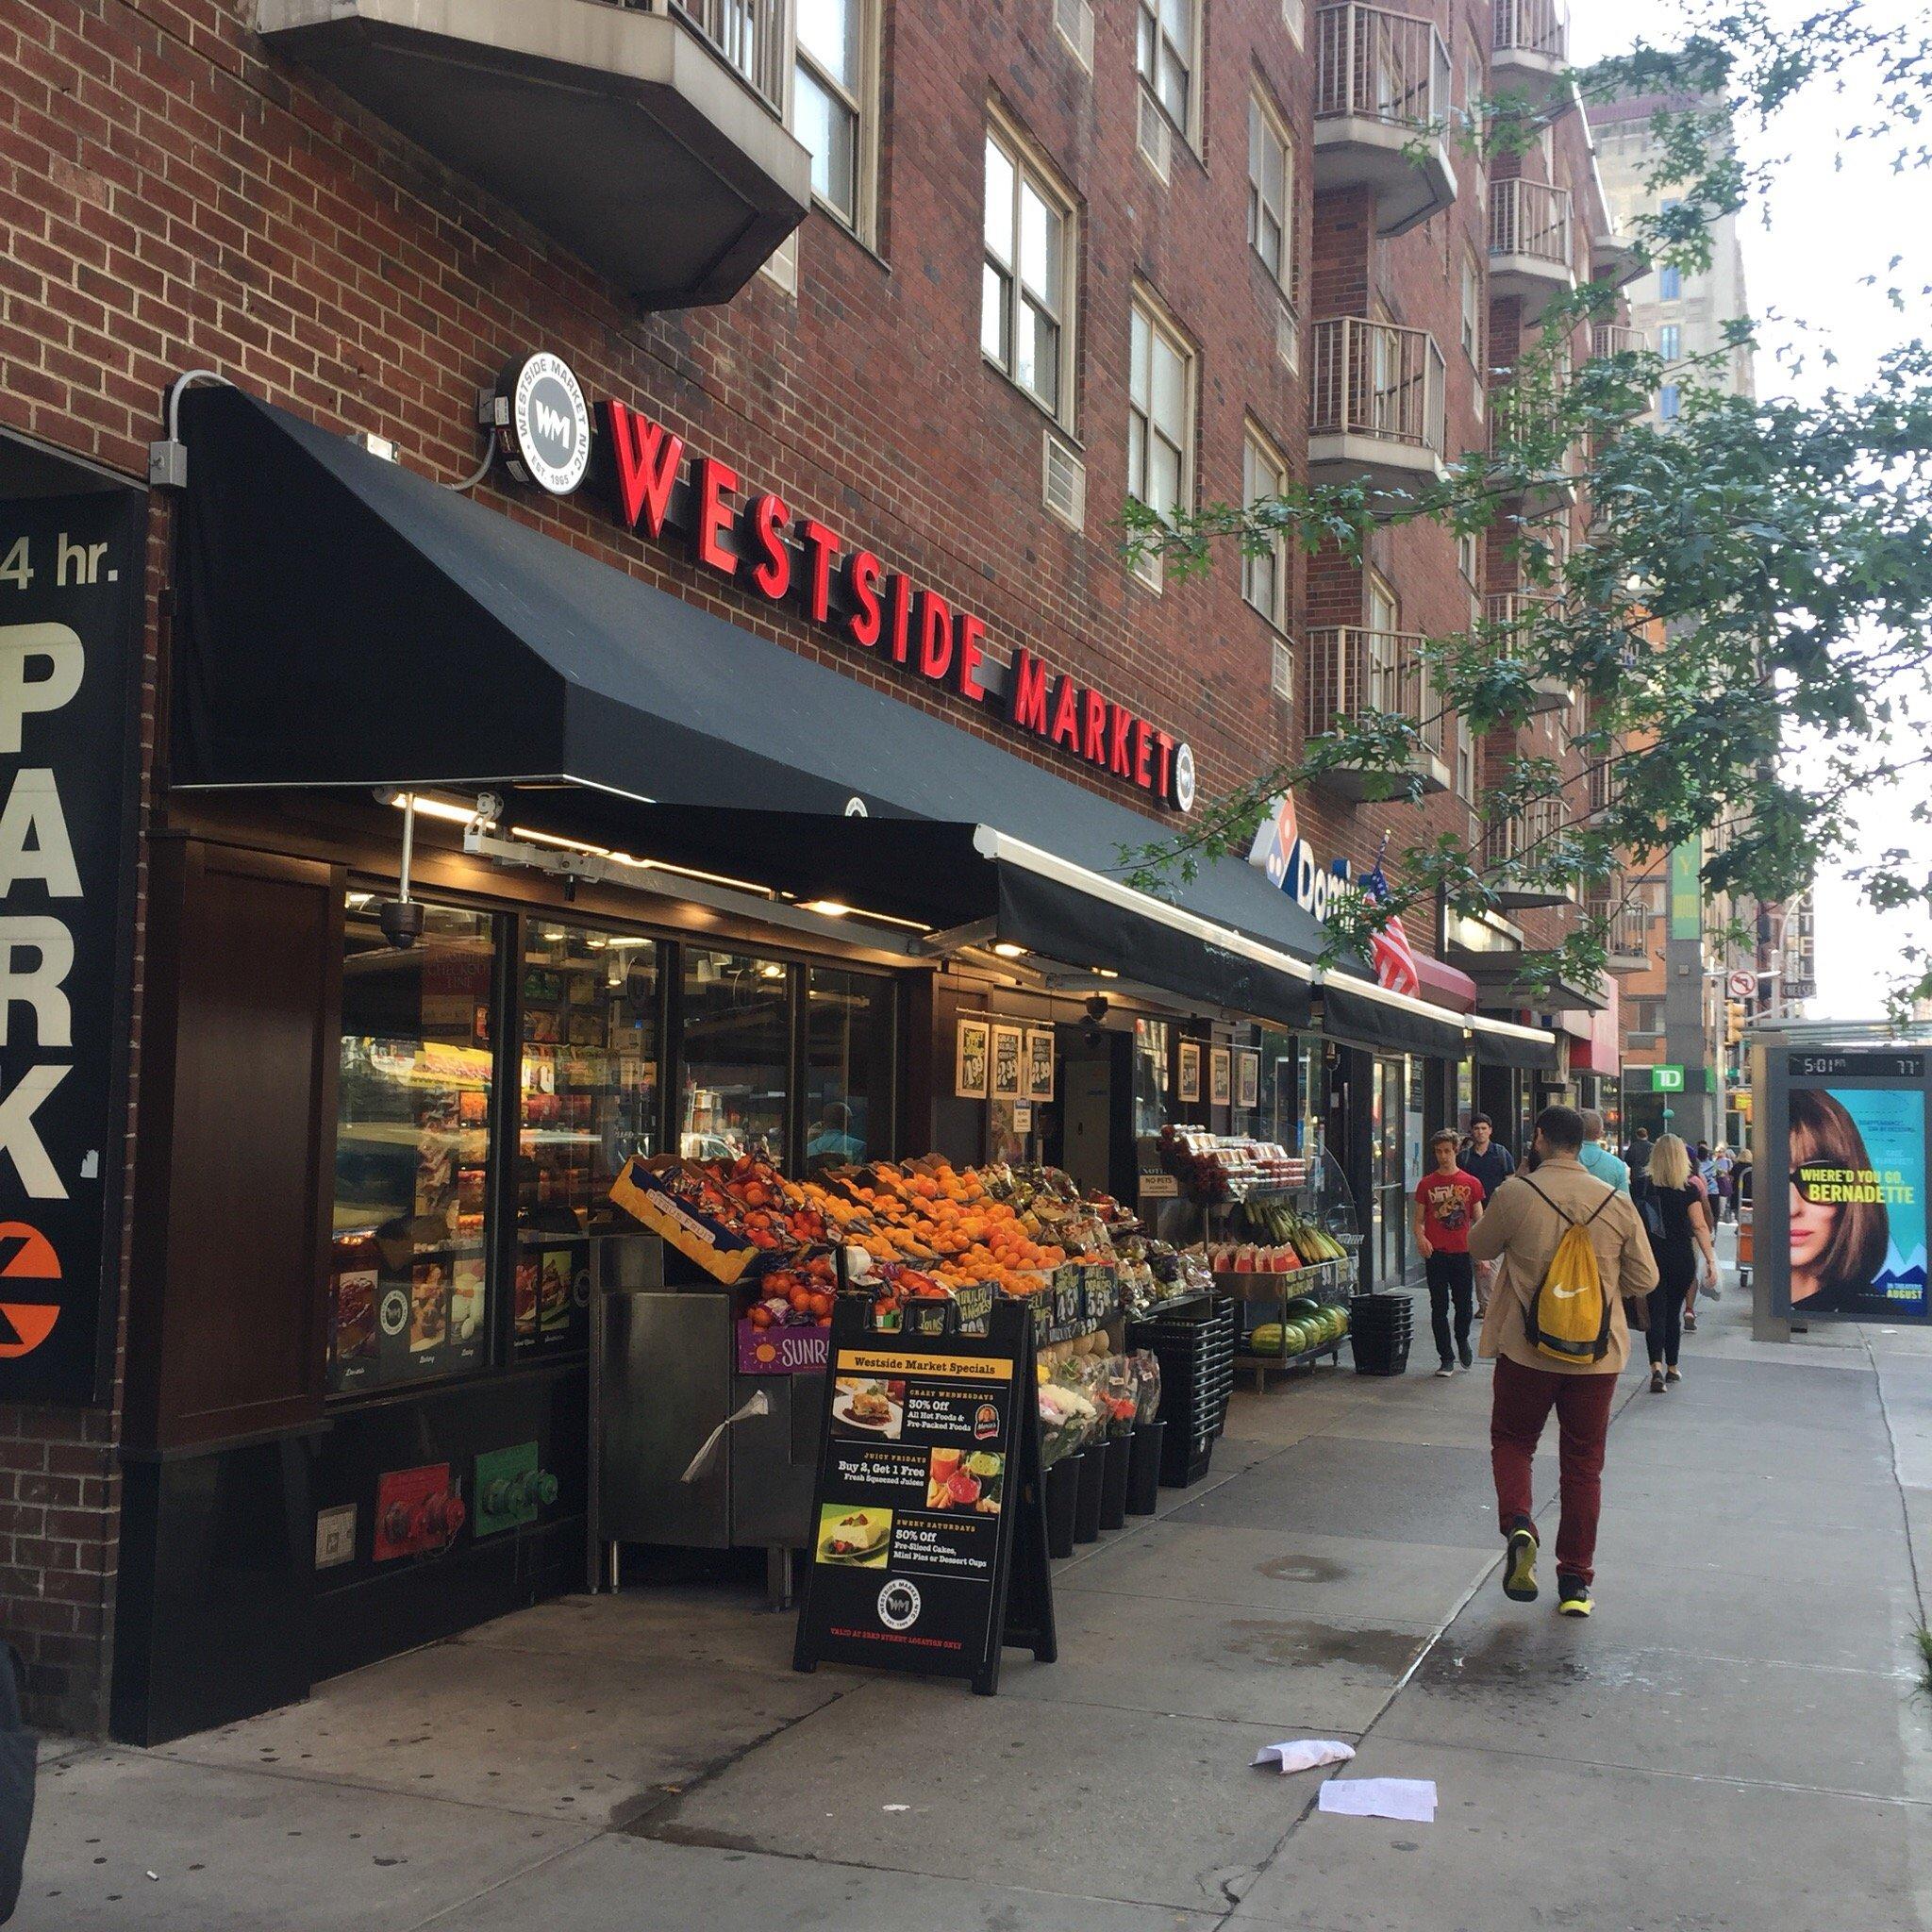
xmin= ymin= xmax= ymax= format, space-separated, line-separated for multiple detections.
xmin=1788 ymin=1133 xmax=1839 ymax=1287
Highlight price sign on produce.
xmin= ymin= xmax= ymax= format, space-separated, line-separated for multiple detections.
xmin=792 ymin=1300 xmax=1055 ymax=1696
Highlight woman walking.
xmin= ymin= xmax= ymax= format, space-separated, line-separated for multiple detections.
xmin=1633 ymin=1135 xmax=1718 ymax=1391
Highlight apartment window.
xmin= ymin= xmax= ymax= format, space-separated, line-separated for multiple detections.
xmin=1138 ymin=0 xmax=1198 ymax=141
xmin=794 ymin=0 xmax=874 ymax=233
xmin=1242 ymin=425 xmax=1290 ymax=627
xmin=1248 ymin=93 xmax=1294 ymax=292
xmin=1128 ymin=293 xmax=1193 ymax=528
xmin=1282 ymin=0 xmax=1305 ymax=44
xmin=1629 ymin=997 xmax=1664 ymax=1037
xmin=1658 ymin=383 xmax=1681 ymax=422
xmin=1459 ymin=249 xmax=1481 ymax=363
xmin=1457 ymin=529 xmax=1479 ymax=587
xmin=1366 ymin=570 xmax=1398 ymax=638
xmin=982 ymin=121 xmax=1076 ymax=422
xmin=1658 ymin=264 xmax=1682 ymax=302
xmin=1659 ymin=323 xmax=1681 ymax=362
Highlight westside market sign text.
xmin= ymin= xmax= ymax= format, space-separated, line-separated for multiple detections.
xmin=488 ymin=351 xmax=1195 ymax=811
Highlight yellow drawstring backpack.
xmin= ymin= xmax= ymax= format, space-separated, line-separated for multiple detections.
xmin=1517 ymin=1177 xmax=1616 ymax=1365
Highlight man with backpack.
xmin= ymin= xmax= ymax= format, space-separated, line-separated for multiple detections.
xmin=1467 ymin=1105 xmax=1659 ymax=1619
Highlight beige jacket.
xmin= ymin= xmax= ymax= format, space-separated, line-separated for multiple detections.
xmin=1467 ymin=1155 xmax=1660 ymax=1374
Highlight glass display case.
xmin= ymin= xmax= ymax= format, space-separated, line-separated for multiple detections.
xmin=328 ymin=897 xmax=496 ymax=1394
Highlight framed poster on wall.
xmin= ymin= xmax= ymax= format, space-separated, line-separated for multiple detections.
xmin=1177 ymin=1040 xmax=1201 ymax=1105
xmin=1236 ymin=1049 xmax=1260 ymax=1110
xmin=1025 ymin=1028 xmax=1056 ymax=1103
xmin=1209 ymin=1046 xmax=1232 ymax=1108
xmin=991 ymin=1024 xmax=1024 ymax=1102
xmin=956 ymin=1017 xmax=990 ymax=1100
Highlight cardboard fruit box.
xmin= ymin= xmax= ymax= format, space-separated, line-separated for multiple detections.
xmin=608 ymin=1155 xmax=759 ymax=1285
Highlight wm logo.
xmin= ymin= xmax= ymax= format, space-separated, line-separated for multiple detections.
xmin=534 ymin=400 xmax=574 ymax=447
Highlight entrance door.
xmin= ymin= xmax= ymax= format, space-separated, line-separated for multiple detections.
xmin=1372 ymin=1056 xmax=1411 ymax=1289
xmin=1059 ymin=1029 xmax=1114 ymax=1196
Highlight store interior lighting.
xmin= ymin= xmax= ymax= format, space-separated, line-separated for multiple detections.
xmin=991 ymin=941 xmax=1028 ymax=958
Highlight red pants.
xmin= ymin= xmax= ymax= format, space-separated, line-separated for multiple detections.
xmin=1491 ymin=1356 xmax=1620 ymax=1586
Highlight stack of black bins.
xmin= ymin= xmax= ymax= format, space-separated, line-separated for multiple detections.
xmin=1348 ymin=1291 xmax=1413 ymax=1376
xmin=1129 ymin=1294 xmax=1238 ymax=1488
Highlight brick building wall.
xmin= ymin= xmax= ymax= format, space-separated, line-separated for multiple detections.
xmin=0 ymin=0 xmax=1324 ymax=1727
xmin=0 ymin=0 xmax=1627 ymax=1725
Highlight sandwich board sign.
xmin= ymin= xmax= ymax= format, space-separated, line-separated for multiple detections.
xmin=793 ymin=1299 xmax=1054 ymax=1695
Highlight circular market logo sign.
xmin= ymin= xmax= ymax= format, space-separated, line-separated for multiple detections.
xmin=378 ymin=1286 xmax=410 ymax=1339
xmin=1170 ymin=741 xmax=1196 ymax=814
xmin=495 ymin=351 xmax=591 ymax=497
xmin=876 ymin=1578 xmax=922 ymax=1632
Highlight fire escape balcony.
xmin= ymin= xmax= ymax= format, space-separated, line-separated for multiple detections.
xmin=1591 ymin=324 xmax=1648 ymax=358
xmin=1308 ymin=317 xmax=1448 ymax=496
xmin=256 ymin=0 xmax=811 ymax=308
xmin=1484 ymin=797 xmax=1576 ymax=908
xmin=1484 ymin=592 xmax=1572 ymax=714
xmin=1490 ymin=177 xmax=1576 ymax=322
xmin=1311 ymin=4 xmax=1457 ymax=236
xmin=1491 ymin=0 xmax=1568 ymax=106
xmin=1305 ymin=627 xmax=1451 ymax=799
xmin=1587 ymin=890 xmax=1654 ymax=973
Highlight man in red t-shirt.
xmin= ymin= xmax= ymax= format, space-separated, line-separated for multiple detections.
xmin=1414 ymin=1128 xmax=1486 ymax=1376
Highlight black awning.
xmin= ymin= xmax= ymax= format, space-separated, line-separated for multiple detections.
xmin=1321 ymin=976 xmax=1470 ymax=1059
xmin=1474 ymin=1025 xmax=1559 ymax=1072
xmin=173 ymin=387 xmax=1327 ymax=1026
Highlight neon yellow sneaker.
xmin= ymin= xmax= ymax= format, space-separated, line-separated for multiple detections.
xmin=1557 ymin=1576 xmax=1593 ymax=1617
xmin=1504 ymin=1525 xmax=1539 ymax=1603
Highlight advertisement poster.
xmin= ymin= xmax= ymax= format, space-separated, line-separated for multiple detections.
xmin=1025 ymin=1028 xmax=1056 ymax=1104
xmin=793 ymin=1303 xmax=1054 ymax=1694
xmin=990 ymin=1024 xmax=1024 ymax=1102
xmin=1209 ymin=1046 xmax=1232 ymax=1108
xmin=1177 ymin=1041 xmax=1202 ymax=1105
xmin=0 ymin=492 xmax=143 ymax=1405
xmin=1788 ymin=1080 xmax=1927 ymax=1320
xmin=956 ymin=1017 xmax=989 ymax=1100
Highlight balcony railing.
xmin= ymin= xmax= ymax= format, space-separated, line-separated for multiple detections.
xmin=1315 ymin=4 xmax=1451 ymax=128
xmin=625 ymin=0 xmax=790 ymax=111
xmin=1493 ymin=0 xmax=1567 ymax=60
xmin=1588 ymin=758 xmax=1624 ymax=815
xmin=1591 ymin=324 xmax=1648 ymax=359
xmin=1586 ymin=888 xmax=1652 ymax=967
xmin=1307 ymin=627 xmax=1444 ymax=758
xmin=1309 ymin=318 xmax=1446 ymax=454
xmin=1486 ymin=796 xmax=1570 ymax=873
xmin=1491 ymin=177 xmax=1573 ymax=265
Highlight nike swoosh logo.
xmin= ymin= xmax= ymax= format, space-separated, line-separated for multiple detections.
xmin=1549 ymin=1282 xmax=1591 ymax=1299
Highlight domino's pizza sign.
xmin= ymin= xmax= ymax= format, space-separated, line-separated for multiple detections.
xmin=492 ymin=351 xmax=591 ymax=498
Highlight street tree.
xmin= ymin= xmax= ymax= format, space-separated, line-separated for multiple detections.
xmin=1122 ymin=0 xmax=1932 ymax=1011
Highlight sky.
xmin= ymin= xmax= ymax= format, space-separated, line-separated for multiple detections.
xmin=1574 ymin=0 xmax=1932 ymax=1020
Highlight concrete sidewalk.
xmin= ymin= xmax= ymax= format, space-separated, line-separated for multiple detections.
xmin=23 ymin=1261 xmax=1932 ymax=1930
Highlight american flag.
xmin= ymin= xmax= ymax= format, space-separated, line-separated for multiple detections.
xmin=1360 ymin=847 xmax=1421 ymax=998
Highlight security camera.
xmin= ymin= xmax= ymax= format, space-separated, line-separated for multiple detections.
xmin=377 ymin=898 xmax=425 ymax=949
xmin=1084 ymin=994 xmax=1109 ymax=1024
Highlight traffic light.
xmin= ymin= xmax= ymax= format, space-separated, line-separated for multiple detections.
xmin=1724 ymin=999 xmax=1746 ymax=1047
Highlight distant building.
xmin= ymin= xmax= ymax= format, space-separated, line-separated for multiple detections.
xmin=1587 ymin=93 xmax=1755 ymax=421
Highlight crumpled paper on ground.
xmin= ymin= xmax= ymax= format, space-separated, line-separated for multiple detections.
xmin=1317 ymin=1777 xmax=1438 ymax=1823
xmin=1251 ymin=1739 xmax=1357 ymax=1774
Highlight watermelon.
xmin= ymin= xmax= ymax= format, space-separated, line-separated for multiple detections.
xmin=1248 ymin=1322 xmax=1285 ymax=1356
xmin=1282 ymin=1296 xmax=1324 ymax=1323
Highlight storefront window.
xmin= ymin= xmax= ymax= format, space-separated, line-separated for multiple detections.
xmin=681 ymin=949 xmax=791 ymax=1167
xmin=1133 ymin=1018 xmax=1171 ymax=1136
xmin=1255 ymin=1030 xmax=1312 ymax=1153
xmin=515 ymin=922 xmax=660 ymax=1357
xmin=803 ymin=966 xmax=893 ymax=1169
xmin=329 ymin=898 xmax=496 ymax=1395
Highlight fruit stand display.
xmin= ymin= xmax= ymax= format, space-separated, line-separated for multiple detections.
xmin=608 ymin=1151 xmax=1211 ymax=1367
xmin=1150 ymin=1129 xmax=1364 ymax=1390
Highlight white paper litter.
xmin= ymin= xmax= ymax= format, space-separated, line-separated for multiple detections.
xmin=1252 ymin=1739 xmax=1357 ymax=1775
xmin=1317 ymin=1777 xmax=1438 ymax=1824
